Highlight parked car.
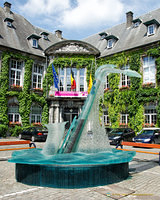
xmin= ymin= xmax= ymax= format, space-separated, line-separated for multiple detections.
xmin=132 ymin=128 xmax=160 ymax=144
xmin=19 ymin=126 xmax=48 ymax=142
xmin=108 ymin=128 xmax=135 ymax=145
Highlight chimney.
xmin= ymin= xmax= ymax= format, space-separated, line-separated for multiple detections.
xmin=4 ymin=2 xmax=11 ymax=13
xmin=55 ymin=30 xmax=62 ymax=39
xmin=126 ymin=11 xmax=133 ymax=28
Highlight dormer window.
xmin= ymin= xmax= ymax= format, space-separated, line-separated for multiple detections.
xmin=143 ymin=19 xmax=160 ymax=36
xmin=32 ymin=39 xmax=38 ymax=48
xmin=27 ymin=34 xmax=41 ymax=48
xmin=40 ymin=32 xmax=49 ymax=40
xmin=148 ymin=24 xmax=155 ymax=35
xmin=107 ymin=39 xmax=113 ymax=49
xmin=105 ymin=35 xmax=118 ymax=49
xmin=132 ymin=18 xmax=142 ymax=28
xmin=99 ymin=32 xmax=107 ymax=40
xmin=4 ymin=17 xmax=14 ymax=28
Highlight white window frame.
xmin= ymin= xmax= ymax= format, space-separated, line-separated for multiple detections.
xmin=59 ymin=68 xmax=65 ymax=91
xmin=8 ymin=105 xmax=20 ymax=123
xmin=30 ymin=104 xmax=42 ymax=124
xmin=32 ymin=64 xmax=44 ymax=89
xmin=42 ymin=34 xmax=48 ymax=40
xmin=134 ymin=21 xmax=140 ymax=28
xmin=104 ymin=75 xmax=110 ymax=89
xmin=120 ymin=113 xmax=129 ymax=124
xmin=120 ymin=74 xmax=130 ymax=87
xmin=120 ymin=65 xmax=130 ymax=87
xmin=143 ymin=56 xmax=156 ymax=84
xmin=147 ymin=24 xmax=155 ymax=36
xmin=32 ymin=38 xmax=38 ymax=48
xmin=79 ymin=68 xmax=85 ymax=92
xmin=107 ymin=39 xmax=113 ymax=49
xmin=144 ymin=104 xmax=157 ymax=126
xmin=59 ymin=67 xmax=86 ymax=92
xmin=104 ymin=111 xmax=110 ymax=126
xmin=7 ymin=21 xmax=12 ymax=27
xmin=10 ymin=59 xmax=23 ymax=86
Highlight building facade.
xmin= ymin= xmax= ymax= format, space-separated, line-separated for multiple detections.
xmin=0 ymin=2 xmax=160 ymax=136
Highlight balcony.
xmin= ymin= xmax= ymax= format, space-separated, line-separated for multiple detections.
xmin=50 ymin=91 xmax=88 ymax=98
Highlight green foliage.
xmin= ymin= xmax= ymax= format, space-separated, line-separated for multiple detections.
xmin=10 ymin=125 xmax=23 ymax=137
xmin=0 ymin=124 xmax=8 ymax=137
xmin=0 ymin=52 xmax=48 ymax=136
xmin=100 ymin=46 xmax=160 ymax=132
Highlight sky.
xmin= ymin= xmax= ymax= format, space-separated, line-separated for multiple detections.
xmin=1 ymin=0 xmax=160 ymax=40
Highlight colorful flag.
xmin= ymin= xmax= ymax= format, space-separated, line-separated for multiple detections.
xmin=88 ymin=73 xmax=93 ymax=94
xmin=71 ymin=69 xmax=76 ymax=90
xmin=52 ymin=64 xmax=59 ymax=91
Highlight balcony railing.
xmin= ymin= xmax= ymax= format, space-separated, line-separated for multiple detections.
xmin=53 ymin=91 xmax=88 ymax=97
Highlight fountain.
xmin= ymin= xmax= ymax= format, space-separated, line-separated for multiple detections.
xmin=9 ymin=64 xmax=141 ymax=188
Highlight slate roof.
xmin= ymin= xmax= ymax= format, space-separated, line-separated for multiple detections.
xmin=0 ymin=6 xmax=62 ymax=57
xmin=83 ymin=8 xmax=160 ymax=58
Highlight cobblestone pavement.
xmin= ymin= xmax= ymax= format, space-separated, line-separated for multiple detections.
xmin=0 ymin=138 xmax=160 ymax=200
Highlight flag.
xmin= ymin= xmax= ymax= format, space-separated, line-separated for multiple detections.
xmin=71 ymin=69 xmax=76 ymax=90
xmin=52 ymin=64 xmax=59 ymax=90
xmin=88 ymin=73 xmax=93 ymax=94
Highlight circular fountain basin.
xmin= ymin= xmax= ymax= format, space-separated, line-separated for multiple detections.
xmin=9 ymin=148 xmax=135 ymax=188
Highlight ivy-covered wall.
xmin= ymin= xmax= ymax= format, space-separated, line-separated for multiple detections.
xmin=1 ymin=44 xmax=160 ymax=137
xmin=98 ymin=45 xmax=160 ymax=133
xmin=0 ymin=52 xmax=48 ymax=137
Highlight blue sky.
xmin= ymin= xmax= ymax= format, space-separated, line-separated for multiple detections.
xmin=1 ymin=0 xmax=160 ymax=40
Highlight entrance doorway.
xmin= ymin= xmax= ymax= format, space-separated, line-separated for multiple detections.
xmin=64 ymin=108 xmax=78 ymax=129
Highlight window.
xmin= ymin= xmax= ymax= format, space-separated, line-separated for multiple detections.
xmin=121 ymin=74 xmax=130 ymax=87
xmin=59 ymin=67 xmax=86 ymax=92
xmin=66 ymin=68 xmax=72 ymax=91
xmin=104 ymin=111 xmax=110 ymax=125
xmin=4 ymin=17 xmax=14 ymax=28
xmin=134 ymin=21 xmax=140 ymax=28
xmin=143 ymin=56 xmax=156 ymax=84
xmin=30 ymin=104 xmax=42 ymax=123
xmin=42 ymin=35 xmax=48 ymax=40
xmin=27 ymin=34 xmax=41 ymax=48
xmin=99 ymin=32 xmax=107 ymax=40
xmin=104 ymin=75 xmax=110 ymax=89
xmin=59 ymin=68 xmax=64 ymax=91
xmin=120 ymin=113 xmax=129 ymax=125
xmin=120 ymin=65 xmax=130 ymax=87
xmin=10 ymin=59 xmax=23 ymax=86
xmin=32 ymin=39 xmax=38 ymax=48
xmin=40 ymin=32 xmax=49 ymax=40
xmin=107 ymin=39 xmax=113 ymax=49
xmin=144 ymin=103 xmax=157 ymax=126
xmin=32 ymin=64 xmax=43 ymax=89
xmin=148 ymin=24 xmax=155 ymax=35
xmin=8 ymin=105 xmax=20 ymax=123
xmin=7 ymin=21 xmax=12 ymax=27
xmin=100 ymin=34 xmax=106 ymax=40
xmin=80 ymin=68 xmax=85 ymax=91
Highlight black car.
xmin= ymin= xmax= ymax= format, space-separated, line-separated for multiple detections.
xmin=108 ymin=128 xmax=135 ymax=145
xmin=19 ymin=127 xmax=48 ymax=142
xmin=133 ymin=128 xmax=160 ymax=144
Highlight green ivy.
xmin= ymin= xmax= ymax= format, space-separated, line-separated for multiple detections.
xmin=0 ymin=52 xmax=49 ymax=136
xmin=100 ymin=46 xmax=160 ymax=133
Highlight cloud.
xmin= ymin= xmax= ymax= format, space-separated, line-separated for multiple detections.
xmin=61 ymin=0 xmax=124 ymax=29
xmin=18 ymin=0 xmax=124 ymax=30
xmin=18 ymin=0 xmax=70 ymax=17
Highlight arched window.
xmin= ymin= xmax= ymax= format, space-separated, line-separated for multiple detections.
xmin=8 ymin=97 xmax=21 ymax=125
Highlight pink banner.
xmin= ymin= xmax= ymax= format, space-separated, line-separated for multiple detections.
xmin=54 ymin=91 xmax=88 ymax=97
